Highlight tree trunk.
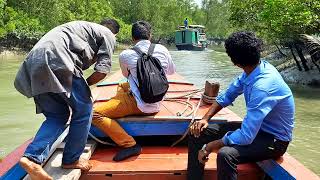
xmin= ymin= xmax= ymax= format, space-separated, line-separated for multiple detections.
xmin=290 ymin=46 xmax=302 ymax=71
xmin=294 ymin=44 xmax=310 ymax=71
xmin=275 ymin=44 xmax=287 ymax=57
xmin=310 ymin=56 xmax=320 ymax=73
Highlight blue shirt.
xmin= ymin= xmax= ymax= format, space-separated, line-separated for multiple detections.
xmin=217 ymin=60 xmax=295 ymax=146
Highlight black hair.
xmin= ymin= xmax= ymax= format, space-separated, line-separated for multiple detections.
xmin=224 ymin=31 xmax=263 ymax=67
xmin=131 ymin=21 xmax=151 ymax=40
xmin=100 ymin=18 xmax=120 ymax=34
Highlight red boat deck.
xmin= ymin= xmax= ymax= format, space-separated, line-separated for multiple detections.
xmin=92 ymin=71 xmax=242 ymax=124
xmin=81 ymin=146 xmax=264 ymax=180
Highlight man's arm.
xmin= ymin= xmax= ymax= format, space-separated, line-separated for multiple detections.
xmin=119 ymin=51 xmax=129 ymax=78
xmin=86 ymin=72 xmax=107 ymax=86
xmin=164 ymin=48 xmax=176 ymax=75
xmin=221 ymin=89 xmax=277 ymax=146
xmin=93 ymin=29 xmax=115 ymax=81
xmin=190 ymin=75 xmax=244 ymax=138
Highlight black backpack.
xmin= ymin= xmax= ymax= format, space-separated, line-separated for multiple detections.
xmin=131 ymin=44 xmax=169 ymax=103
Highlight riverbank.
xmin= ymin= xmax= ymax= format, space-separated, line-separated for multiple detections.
xmin=263 ymin=47 xmax=320 ymax=87
xmin=209 ymin=44 xmax=320 ymax=87
xmin=0 ymin=43 xmax=132 ymax=57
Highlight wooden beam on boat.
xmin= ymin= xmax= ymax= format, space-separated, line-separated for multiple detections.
xmin=257 ymin=153 xmax=320 ymax=180
xmin=95 ymin=96 xmax=202 ymax=102
xmin=90 ymin=116 xmax=240 ymax=137
xmin=96 ymin=80 xmax=194 ymax=87
xmin=116 ymin=116 xmax=228 ymax=122
xmin=24 ymin=140 xmax=97 ymax=180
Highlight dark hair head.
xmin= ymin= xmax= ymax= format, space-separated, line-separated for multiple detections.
xmin=224 ymin=31 xmax=263 ymax=67
xmin=132 ymin=21 xmax=151 ymax=40
xmin=100 ymin=18 xmax=120 ymax=34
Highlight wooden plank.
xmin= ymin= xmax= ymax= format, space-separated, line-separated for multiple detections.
xmin=116 ymin=116 xmax=229 ymax=122
xmin=96 ymin=79 xmax=194 ymax=87
xmin=23 ymin=140 xmax=96 ymax=180
xmin=90 ymin=120 xmax=229 ymax=137
xmin=81 ymin=172 xmax=263 ymax=180
xmin=87 ymin=146 xmax=263 ymax=180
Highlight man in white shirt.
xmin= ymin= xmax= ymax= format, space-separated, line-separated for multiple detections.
xmin=92 ymin=21 xmax=176 ymax=161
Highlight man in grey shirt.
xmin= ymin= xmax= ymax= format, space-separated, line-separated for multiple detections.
xmin=15 ymin=19 xmax=119 ymax=179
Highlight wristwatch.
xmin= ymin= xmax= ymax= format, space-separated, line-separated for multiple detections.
xmin=201 ymin=144 xmax=208 ymax=154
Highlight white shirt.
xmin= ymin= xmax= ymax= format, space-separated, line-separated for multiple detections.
xmin=119 ymin=40 xmax=176 ymax=113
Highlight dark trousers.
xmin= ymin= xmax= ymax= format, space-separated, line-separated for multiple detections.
xmin=187 ymin=123 xmax=289 ymax=180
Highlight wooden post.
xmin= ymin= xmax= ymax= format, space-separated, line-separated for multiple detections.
xmin=202 ymin=81 xmax=220 ymax=104
xmin=204 ymin=80 xmax=220 ymax=97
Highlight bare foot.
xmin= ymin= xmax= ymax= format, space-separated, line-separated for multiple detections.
xmin=61 ymin=158 xmax=92 ymax=171
xmin=19 ymin=157 xmax=52 ymax=180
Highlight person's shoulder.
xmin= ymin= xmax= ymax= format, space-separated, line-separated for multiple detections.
xmin=155 ymin=44 xmax=168 ymax=50
xmin=119 ymin=49 xmax=135 ymax=60
xmin=253 ymin=73 xmax=281 ymax=94
xmin=154 ymin=44 xmax=170 ymax=53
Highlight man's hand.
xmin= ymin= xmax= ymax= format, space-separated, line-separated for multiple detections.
xmin=198 ymin=139 xmax=225 ymax=165
xmin=190 ymin=119 xmax=208 ymax=138
xmin=198 ymin=148 xmax=209 ymax=165
xmin=190 ymin=101 xmax=223 ymax=138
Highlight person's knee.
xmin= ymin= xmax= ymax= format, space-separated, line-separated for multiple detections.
xmin=217 ymin=146 xmax=235 ymax=162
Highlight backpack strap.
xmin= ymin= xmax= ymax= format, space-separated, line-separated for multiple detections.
xmin=147 ymin=44 xmax=156 ymax=55
xmin=131 ymin=46 xmax=144 ymax=56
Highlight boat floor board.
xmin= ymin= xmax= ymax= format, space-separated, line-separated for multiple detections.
xmin=23 ymin=141 xmax=97 ymax=180
xmin=82 ymin=146 xmax=264 ymax=180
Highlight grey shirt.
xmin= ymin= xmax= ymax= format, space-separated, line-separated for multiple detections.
xmin=14 ymin=21 xmax=116 ymax=98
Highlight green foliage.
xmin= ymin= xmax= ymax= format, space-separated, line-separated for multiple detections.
xmin=229 ymin=0 xmax=320 ymax=44
xmin=202 ymin=0 xmax=233 ymax=38
xmin=3 ymin=0 xmax=318 ymax=47
xmin=0 ymin=0 xmax=7 ymax=37
xmin=109 ymin=0 xmax=203 ymax=41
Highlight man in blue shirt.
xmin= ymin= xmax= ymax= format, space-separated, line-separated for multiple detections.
xmin=184 ymin=18 xmax=188 ymax=29
xmin=187 ymin=31 xmax=295 ymax=180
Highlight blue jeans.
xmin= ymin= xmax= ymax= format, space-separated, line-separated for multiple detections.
xmin=24 ymin=76 xmax=93 ymax=165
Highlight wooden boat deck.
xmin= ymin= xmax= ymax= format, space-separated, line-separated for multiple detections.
xmin=81 ymin=147 xmax=263 ymax=180
xmin=90 ymin=71 xmax=242 ymax=137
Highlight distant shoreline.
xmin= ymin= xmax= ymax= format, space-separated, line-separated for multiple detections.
xmin=2 ymin=44 xmax=319 ymax=87
xmin=0 ymin=43 xmax=132 ymax=57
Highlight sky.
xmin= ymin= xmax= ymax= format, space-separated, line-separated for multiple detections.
xmin=194 ymin=0 xmax=202 ymax=6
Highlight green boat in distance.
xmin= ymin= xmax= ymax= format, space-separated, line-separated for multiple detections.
xmin=175 ymin=25 xmax=208 ymax=51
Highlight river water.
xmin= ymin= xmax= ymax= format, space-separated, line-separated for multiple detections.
xmin=0 ymin=49 xmax=319 ymax=175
